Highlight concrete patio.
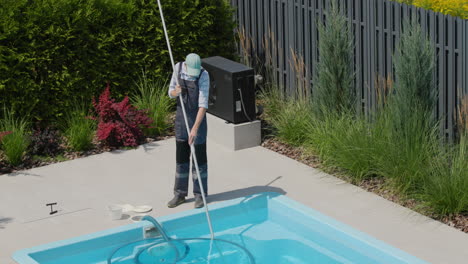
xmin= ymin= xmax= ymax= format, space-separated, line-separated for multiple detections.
xmin=1 ymin=138 xmax=467 ymax=264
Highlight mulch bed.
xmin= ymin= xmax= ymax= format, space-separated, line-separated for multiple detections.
xmin=261 ymin=136 xmax=468 ymax=234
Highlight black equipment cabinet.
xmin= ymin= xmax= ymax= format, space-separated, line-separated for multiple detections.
xmin=201 ymin=56 xmax=255 ymax=124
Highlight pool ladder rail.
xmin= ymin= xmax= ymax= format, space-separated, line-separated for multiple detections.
xmin=142 ymin=215 xmax=170 ymax=241
xmin=143 ymin=226 xmax=161 ymax=239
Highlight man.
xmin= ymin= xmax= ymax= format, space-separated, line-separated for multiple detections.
xmin=167 ymin=53 xmax=209 ymax=209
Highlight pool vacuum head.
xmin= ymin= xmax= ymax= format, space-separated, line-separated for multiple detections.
xmin=108 ymin=238 xmax=255 ymax=264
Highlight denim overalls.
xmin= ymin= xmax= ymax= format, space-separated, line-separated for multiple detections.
xmin=173 ymin=62 xmax=208 ymax=198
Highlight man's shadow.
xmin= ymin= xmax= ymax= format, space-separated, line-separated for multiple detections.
xmin=0 ymin=217 xmax=13 ymax=229
xmin=187 ymin=176 xmax=286 ymax=203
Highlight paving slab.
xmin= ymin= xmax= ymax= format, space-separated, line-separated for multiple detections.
xmin=0 ymin=138 xmax=467 ymax=264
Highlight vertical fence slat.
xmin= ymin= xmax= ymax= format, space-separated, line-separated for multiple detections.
xmin=244 ymin=0 xmax=250 ymax=45
xmin=304 ymin=0 xmax=311 ymax=85
xmin=250 ymin=0 xmax=256 ymax=56
xmin=271 ymin=0 xmax=278 ymax=88
xmin=438 ymin=14 xmax=446 ymax=138
xmin=292 ymin=0 xmax=297 ymax=94
xmin=298 ymin=0 xmax=303 ymax=53
xmin=378 ymin=0 xmax=384 ymax=80
xmin=231 ymin=0 xmax=238 ymax=29
xmin=447 ymin=16 xmax=456 ymax=140
xmin=277 ymin=0 xmax=283 ymax=90
xmin=263 ymin=0 xmax=269 ymax=45
xmin=238 ymin=0 xmax=244 ymax=31
xmin=429 ymin=10 xmax=437 ymax=109
xmin=464 ymin=20 xmax=468 ymax=96
xmin=403 ymin=2 xmax=409 ymax=21
xmin=366 ymin=0 xmax=376 ymax=115
xmin=311 ymin=0 xmax=318 ymax=90
xmin=420 ymin=7 xmax=427 ymax=36
xmin=385 ymin=0 xmax=392 ymax=80
xmin=318 ymin=0 xmax=324 ymax=24
xmin=353 ymin=0 xmax=369 ymax=114
xmin=465 ymin=21 xmax=468 ymax=96
xmin=256 ymin=0 xmax=262 ymax=56
xmin=434 ymin=11 xmax=441 ymax=133
xmin=287 ymin=0 xmax=294 ymax=94
xmin=456 ymin=18 xmax=463 ymax=136
xmin=390 ymin=1 xmax=396 ymax=81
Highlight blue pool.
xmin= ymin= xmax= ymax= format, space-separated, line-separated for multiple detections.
xmin=13 ymin=192 xmax=428 ymax=264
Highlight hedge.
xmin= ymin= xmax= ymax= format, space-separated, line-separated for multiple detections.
xmin=0 ymin=0 xmax=236 ymax=122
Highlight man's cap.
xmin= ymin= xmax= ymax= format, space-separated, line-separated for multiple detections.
xmin=185 ymin=53 xmax=201 ymax=76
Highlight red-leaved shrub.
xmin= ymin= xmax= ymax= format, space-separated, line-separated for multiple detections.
xmin=93 ymin=83 xmax=152 ymax=147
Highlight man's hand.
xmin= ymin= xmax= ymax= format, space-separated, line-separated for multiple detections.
xmin=189 ymin=127 xmax=198 ymax=145
xmin=175 ymin=85 xmax=182 ymax=96
xmin=189 ymin=108 xmax=206 ymax=145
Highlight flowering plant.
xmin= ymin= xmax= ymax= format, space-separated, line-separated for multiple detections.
xmin=397 ymin=0 xmax=467 ymax=19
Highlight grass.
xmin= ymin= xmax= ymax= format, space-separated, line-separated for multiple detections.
xmin=422 ymin=96 xmax=468 ymax=216
xmin=422 ymin=135 xmax=468 ymax=216
xmin=62 ymin=105 xmax=96 ymax=152
xmin=131 ymin=72 xmax=175 ymax=137
xmin=306 ymin=112 xmax=378 ymax=183
xmin=258 ymin=83 xmax=285 ymax=122
xmin=271 ymin=99 xmax=312 ymax=146
xmin=261 ymin=89 xmax=378 ymax=183
xmin=0 ymin=107 xmax=30 ymax=166
xmin=374 ymin=109 xmax=439 ymax=193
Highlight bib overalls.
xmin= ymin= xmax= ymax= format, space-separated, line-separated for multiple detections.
xmin=173 ymin=62 xmax=208 ymax=198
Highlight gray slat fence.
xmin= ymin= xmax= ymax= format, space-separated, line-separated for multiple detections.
xmin=230 ymin=0 xmax=468 ymax=140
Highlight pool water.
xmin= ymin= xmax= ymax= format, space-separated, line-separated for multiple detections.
xmin=13 ymin=192 xmax=428 ymax=264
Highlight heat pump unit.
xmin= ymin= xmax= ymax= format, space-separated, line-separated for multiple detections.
xmin=201 ymin=56 xmax=256 ymax=124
